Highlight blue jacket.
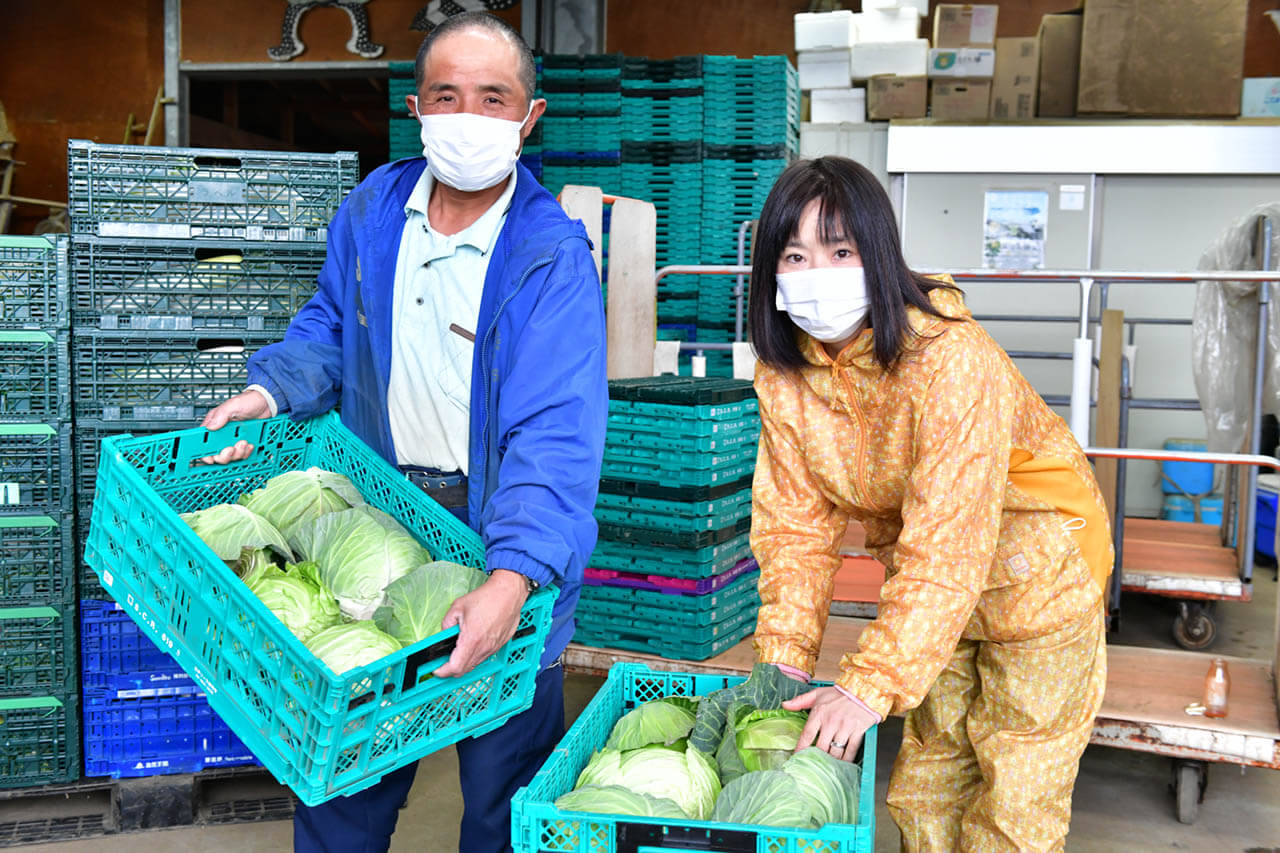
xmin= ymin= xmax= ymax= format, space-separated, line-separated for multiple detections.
xmin=246 ymin=159 xmax=607 ymax=668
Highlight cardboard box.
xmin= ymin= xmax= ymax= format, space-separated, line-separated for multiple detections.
xmin=810 ymin=87 xmax=868 ymax=124
xmin=1076 ymin=0 xmax=1248 ymax=116
xmin=928 ymin=47 xmax=996 ymax=78
xmin=933 ymin=4 xmax=999 ymax=48
xmin=990 ymin=37 xmax=1040 ymax=119
xmin=798 ymin=48 xmax=852 ymax=90
xmin=1242 ymin=78 xmax=1280 ymax=118
xmin=930 ymin=79 xmax=992 ymax=121
xmin=868 ymin=75 xmax=928 ymax=119
xmin=795 ymin=11 xmax=856 ymax=52
xmin=854 ymin=8 xmax=921 ymax=43
xmin=851 ymin=39 xmax=929 ymax=80
xmin=1037 ymin=11 xmax=1082 ymax=117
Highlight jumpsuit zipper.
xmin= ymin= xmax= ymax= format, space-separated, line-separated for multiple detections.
xmin=841 ymin=368 xmax=874 ymax=503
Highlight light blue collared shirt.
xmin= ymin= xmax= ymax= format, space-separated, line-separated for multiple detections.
xmin=385 ymin=168 xmax=517 ymax=473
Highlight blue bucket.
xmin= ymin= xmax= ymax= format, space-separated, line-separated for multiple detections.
xmin=1161 ymin=493 xmax=1223 ymax=525
xmin=1161 ymin=438 xmax=1214 ymax=496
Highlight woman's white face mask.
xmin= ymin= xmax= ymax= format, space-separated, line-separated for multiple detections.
xmin=417 ymin=103 xmax=533 ymax=192
xmin=775 ymin=266 xmax=870 ymax=343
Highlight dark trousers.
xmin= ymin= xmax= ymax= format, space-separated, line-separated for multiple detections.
xmin=293 ymin=664 xmax=565 ymax=853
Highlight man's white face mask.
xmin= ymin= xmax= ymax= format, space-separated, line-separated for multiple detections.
xmin=774 ymin=266 xmax=870 ymax=343
xmin=418 ymin=103 xmax=533 ymax=192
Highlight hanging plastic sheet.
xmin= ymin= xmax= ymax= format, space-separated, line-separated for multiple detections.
xmin=1191 ymin=203 xmax=1280 ymax=453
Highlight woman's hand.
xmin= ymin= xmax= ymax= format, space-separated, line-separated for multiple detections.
xmin=784 ymin=686 xmax=879 ymax=763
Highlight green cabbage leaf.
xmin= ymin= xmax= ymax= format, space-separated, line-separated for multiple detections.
xmin=304 ymin=621 xmax=403 ymax=674
xmin=573 ymin=744 xmax=720 ymax=821
xmin=605 ymin=696 xmax=700 ymax=751
xmin=238 ymin=467 xmax=364 ymax=549
xmin=553 ymin=785 xmax=688 ymax=819
xmin=373 ymin=560 xmax=488 ymax=647
xmin=709 ymin=770 xmax=816 ymax=829
xmin=181 ymin=503 xmax=293 ymax=562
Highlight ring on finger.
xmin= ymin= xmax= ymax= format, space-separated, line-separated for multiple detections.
xmin=829 ymin=740 xmax=848 ymax=751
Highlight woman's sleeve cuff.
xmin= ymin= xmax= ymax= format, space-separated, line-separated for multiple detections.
xmin=833 ymin=684 xmax=883 ymax=723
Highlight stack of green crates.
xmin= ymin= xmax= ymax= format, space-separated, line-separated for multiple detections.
xmin=0 ymin=235 xmax=80 ymax=788
xmin=387 ymin=61 xmax=418 ymax=162
xmin=578 ymin=377 xmax=761 ymax=660
xmin=539 ymin=54 xmax=622 ymax=197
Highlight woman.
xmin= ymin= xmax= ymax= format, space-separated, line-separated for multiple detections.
xmin=749 ymin=157 xmax=1111 ymax=850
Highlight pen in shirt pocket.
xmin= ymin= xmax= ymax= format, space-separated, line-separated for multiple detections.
xmin=449 ymin=323 xmax=476 ymax=342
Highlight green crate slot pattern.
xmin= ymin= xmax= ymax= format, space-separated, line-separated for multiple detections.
xmin=0 ymin=236 xmax=69 ymax=330
xmin=0 ymin=331 xmax=71 ymax=423
xmin=589 ymin=530 xmax=752 ymax=579
xmin=577 ymin=569 xmax=759 ymax=628
xmin=571 ymin=605 xmax=756 ymax=661
xmin=84 ymin=413 xmax=553 ymax=805
xmin=68 ymin=141 xmax=358 ymax=242
xmin=71 ymin=331 xmax=276 ymax=422
xmin=0 ymin=424 xmax=74 ymax=515
xmin=70 ymin=237 xmax=323 ymax=334
xmin=0 ymin=693 xmax=80 ymax=789
xmin=0 ymin=516 xmax=75 ymax=606
xmin=602 ymin=440 xmax=754 ymax=471
xmin=593 ymin=489 xmax=751 ymax=534
xmin=0 ymin=607 xmax=76 ymax=697
xmin=597 ymin=513 xmax=750 ymax=549
xmin=511 ymin=663 xmax=875 ymax=851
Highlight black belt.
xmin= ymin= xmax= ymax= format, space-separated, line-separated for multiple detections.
xmin=400 ymin=465 xmax=468 ymax=509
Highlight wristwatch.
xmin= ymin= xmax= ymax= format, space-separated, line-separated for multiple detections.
xmin=523 ymin=575 xmax=540 ymax=593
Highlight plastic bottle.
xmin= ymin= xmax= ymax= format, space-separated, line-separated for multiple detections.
xmin=1203 ymin=658 xmax=1230 ymax=718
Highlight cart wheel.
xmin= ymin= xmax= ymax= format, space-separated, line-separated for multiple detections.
xmin=1173 ymin=602 xmax=1217 ymax=650
xmin=1174 ymin=761 xmax=1206 ymax=824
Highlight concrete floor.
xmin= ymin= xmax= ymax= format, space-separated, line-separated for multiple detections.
xmin=20 ymin=570 xmax=1280 ymax=852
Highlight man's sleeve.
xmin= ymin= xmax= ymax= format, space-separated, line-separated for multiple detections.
xmin=245 ymin=204 xmax=350 ymax=419
xmin=479 ymin=240 xmax=608 ymax=588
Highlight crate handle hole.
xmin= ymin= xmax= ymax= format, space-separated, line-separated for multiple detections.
xmin=195 ymin=338 xmax=246 ymax=354
xmin=193 ymin=248 xmax=244 ymax=264
xmin=192 ymin=156 xmax=243 ymax=171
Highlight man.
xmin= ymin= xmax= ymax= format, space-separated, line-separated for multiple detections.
xmin=200 ymin=13 xmax=607 ymax=852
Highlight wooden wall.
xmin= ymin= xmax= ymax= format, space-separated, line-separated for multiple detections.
xmin=1 ymin=2 xmax=165 ymax=234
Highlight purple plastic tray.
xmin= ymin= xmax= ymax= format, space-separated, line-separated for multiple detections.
xmin=583 ymin=557 xmax=757 ymax=595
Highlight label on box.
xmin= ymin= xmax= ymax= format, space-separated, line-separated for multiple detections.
xmin=1242 ymin=78 xmax=1280 ymax=117
xmin=934 ymin=4 xmax=999 ymax=48
xmin=929 ymin=48 xmax=995 ymax=78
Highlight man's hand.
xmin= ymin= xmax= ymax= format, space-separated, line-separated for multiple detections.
xmin=196 ymin=390 xmax=272 ymax=465
xmin=433 ymin=569 xmax=530 ymax=678
xmin=784 ymin=687 xmax=879 ymax=763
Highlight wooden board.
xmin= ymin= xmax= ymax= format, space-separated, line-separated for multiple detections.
xmin=1120 ymin=534 xmax=1249 ymax=600
xmin=1095 ymin=310 xmax=1123 ymax=527
xmin=1125 ymin=518 xmax=1225 ymax=549
xmin=833 ymin=555 xmax=884 ymax=605
xmin=1095 ymin=645 xmax=1280 ymax=768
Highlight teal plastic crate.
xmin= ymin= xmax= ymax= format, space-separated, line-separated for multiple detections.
xmin=594 ymin=491 xmax=751 ymax=535
xmin=572 ymin=606 xmax=756 ymax=660
xmin=606 ymin=414 xmax=758 ymax=452
xmin=603 ymin=442 xmax=755 ymax=471
xmin=83 ymin=413 xmax=556 ymax=805
xmin=512 ymin=663 xmax=875 ymax=852
xmin=590 ymin=530 xmax=752 ymax=578
xmin=576 ymin=569 xmax=760 ymax=629
xmin=0 ymin=692 xmax=80 ymax=788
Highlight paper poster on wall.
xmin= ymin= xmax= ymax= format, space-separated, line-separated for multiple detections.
xmin=982 ymin=190 xmax=1048 ymax=270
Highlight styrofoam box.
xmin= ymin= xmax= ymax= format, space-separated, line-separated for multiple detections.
xmin=810 ymin=88 xmax=868 ymax=124
xmin=798 ymin=48 xmax=853 ymax=91
xmin=863 ymin=0 xmax=928 ymax=12
xmin=851 ymin=40 xmax=928 ymax=80
xmin=928 ymin=47 xmax=996 ymax=78
xmin=795 ymin=10 xmax=856 ymax=51
xmin=854 ymin=8 xmax=921 ymax=43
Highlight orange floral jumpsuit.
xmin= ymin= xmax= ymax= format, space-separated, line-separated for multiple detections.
xmin=751 ymin=284 xmax=1112 ymax=851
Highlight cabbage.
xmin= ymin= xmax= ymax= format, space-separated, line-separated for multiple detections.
xmin=781 ymin=748 xmax=861 ymax=826
xmin=373 ymin=560 xmax=487 ymax=647
xmin=554 ymin=785 xmax=688 ymax=819
xmin=573 ymin=744 xmax=721 ymax=821
xmin=605 ymin=696 xmax=700 ymax=751
xmin=709 ymin=770 xmax=816 ymax=829
xmin=238 ymin=468 xmax=364 ymax=550
xmin=304 ymin=621 xmax=403 ymax=674
xmin=181 ymin=503 xmax=294 ymax=562
xmin=292 ymin=506 xmax=430 ymax=620
xmin=735 ymin=708 xmax=807 ymax=773
xmin=245 ymin=559 xmax=342 ymax=642
xmin=234 ymin=546 xmax=276 ymax=583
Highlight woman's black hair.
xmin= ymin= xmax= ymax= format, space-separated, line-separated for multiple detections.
xmin=748 ymin=156 xmax=958 ymax=371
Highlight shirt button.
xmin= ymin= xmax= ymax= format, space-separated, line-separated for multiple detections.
xmin=415 ymin=297 xmax=424 ymax=305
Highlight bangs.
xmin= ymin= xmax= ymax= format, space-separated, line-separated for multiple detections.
xmin=780 ymin=181 xmax=859 ymax=249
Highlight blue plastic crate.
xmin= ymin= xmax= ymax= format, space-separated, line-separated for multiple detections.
xmin=0 ymin=236 xmax=69 ymax=330
xmin=68 ymin=141 xmax=358 ymax=242
xmin=1257 ymin=488 xmax=1278 ymax=558
xmin=512 ymin=664 xmax=876 ymax=852
xmin=83 ymin=412 xmax=555 ymax=805
xmin=82 ymin=690 xmax=257 ymax=779
xmin=79 ymin=599 xmax=186 ymax=686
